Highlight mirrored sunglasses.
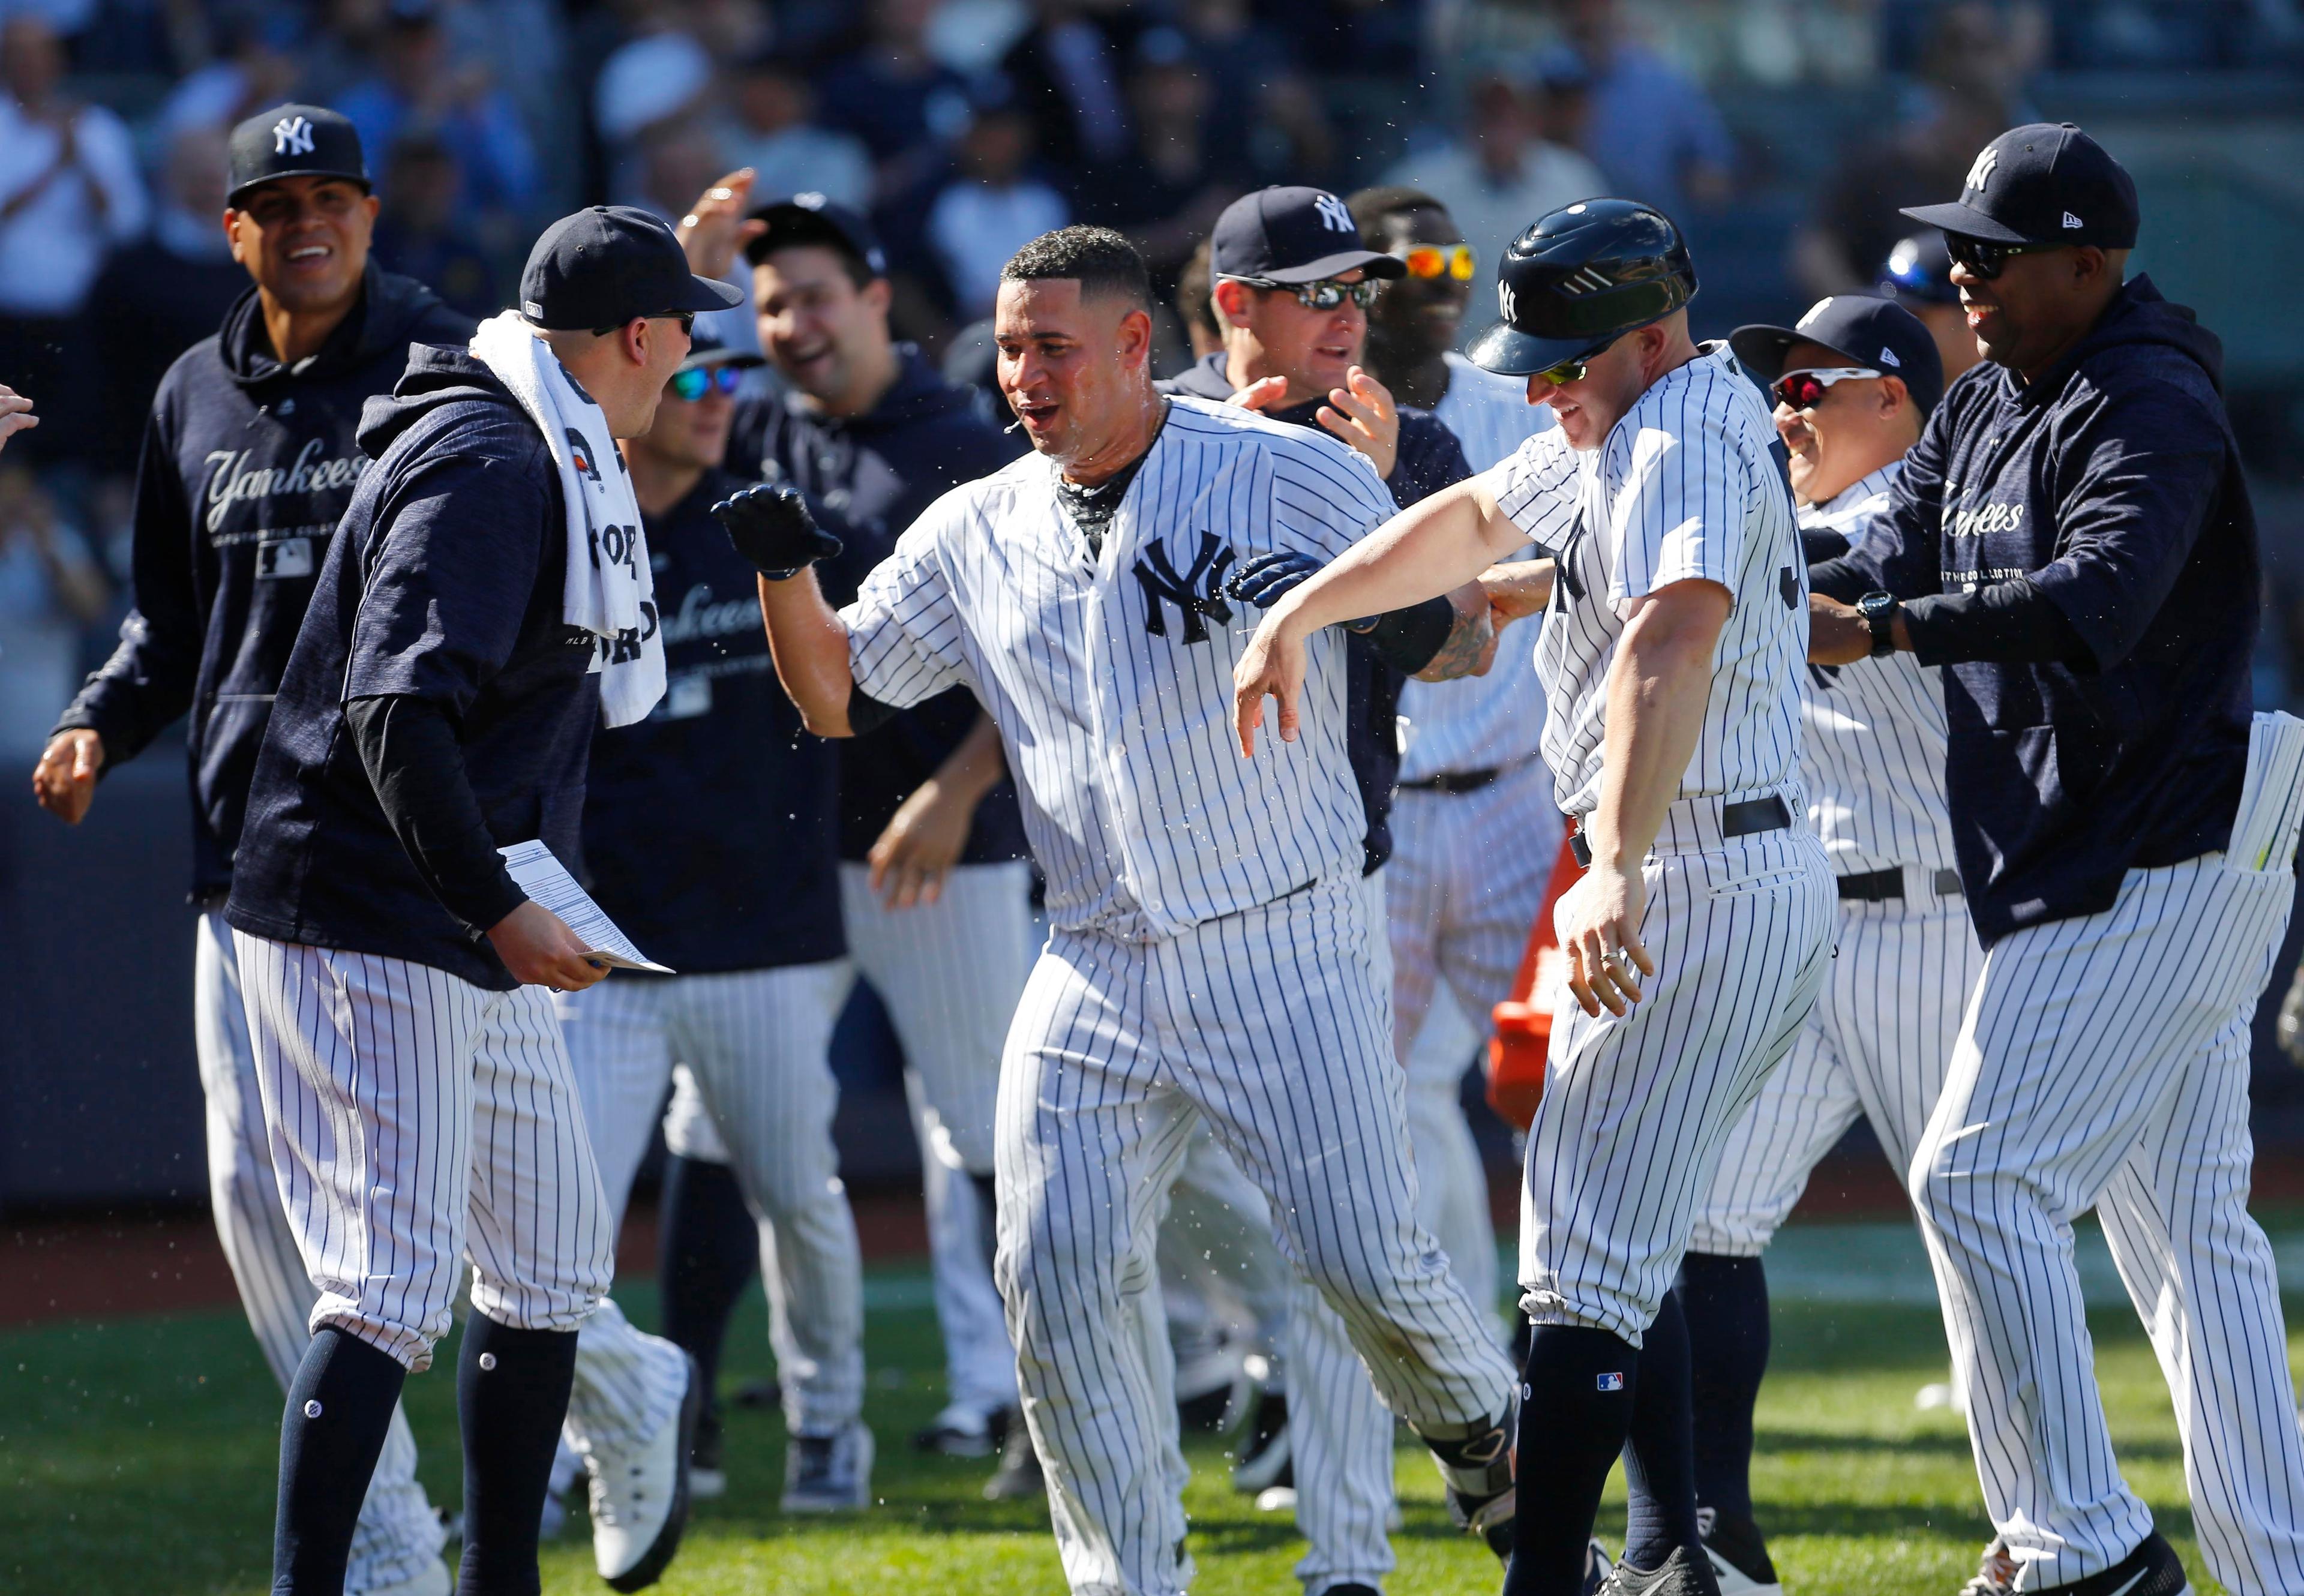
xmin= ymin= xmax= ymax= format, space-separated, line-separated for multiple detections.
xmin=1771 ymin=367 xmax=1881 ymax=410
xmin=669 ymin=365 xmax=746 ymax=402
xmin=1396 ymin=244 xmax=1476 ymax=281
xmin=1229 ymin=275 xmax=1382 ymax=310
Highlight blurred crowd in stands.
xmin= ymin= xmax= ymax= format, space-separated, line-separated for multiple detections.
xmin=0 ymin=0 xmax=2300 ymax=751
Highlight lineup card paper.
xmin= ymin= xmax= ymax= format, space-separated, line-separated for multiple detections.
xmin=496 ymin=839 xmax=675 ymax=974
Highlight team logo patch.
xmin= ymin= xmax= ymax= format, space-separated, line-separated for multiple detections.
xmin=1965 ymin=145 xmax=1999 ymax=193
xmin=1133 ymin=530 xmax=1237 ymax=644
xmin=1596 ymin=1372 xmax=1624 ymax=1393
xmin=273 ymin=115 xmax=315 ymax=157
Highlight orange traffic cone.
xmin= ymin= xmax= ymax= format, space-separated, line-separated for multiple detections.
xmin=1486 ymin=833 xmax=1583 ymax=1132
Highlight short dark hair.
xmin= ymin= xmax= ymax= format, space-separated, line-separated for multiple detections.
xmin=750 ymin=216 xmax=877 ymax=290
xmin=1348 ymin=185 xmax=1448 ymax=247
xmin=1175 ymin=237 xmax=1218 ymax=343
xmin=1001 ymin=226 xmax=1151 ymax=310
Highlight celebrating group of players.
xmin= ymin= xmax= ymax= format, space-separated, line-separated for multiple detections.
xmin=23 ymin=93 xmax=2304 ymax=1596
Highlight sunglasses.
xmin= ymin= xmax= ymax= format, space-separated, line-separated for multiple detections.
xmin=1394 ymin=244 xmax=1476 ymax=281
xmin=668 ymin=364 xmax=745 ymax=401
xmin=1531 ymin=337 xmax=1621 ymax=388
xmin=590 ymin=310 xmax=700 ymax=336
xmin=1228 ymin=275 xmax=1382 ymax=310
xmin=1771 ymin=367 xmax=1882 ymax=410
xmin=1943 ymin=234 xmax=2061 ymax=280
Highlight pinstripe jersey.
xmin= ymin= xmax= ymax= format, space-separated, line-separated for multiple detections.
xmin=1798 ymin=462 xmax=1956 ymax=874
xmin=1486 ymin=344 xmax=1806 ymax=818
xmin=841 ymin=395 xmax=1397 ymax=940
xmin=1397 ymin=355 xmax=1556 ymax=782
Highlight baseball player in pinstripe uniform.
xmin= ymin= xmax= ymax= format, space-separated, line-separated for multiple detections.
xmin=220 ymin=208 xmax=737 ymax=1595
xmin=548 ymin=329 xmax=879 ymax=1515
xmin=1237 ymin=199 xmax=1835 ymax=1596
xmin=31 ymin=106 xmax=463 ymax=1596
xmin=722 ymin=224 xmax=1519 ymax=1596
xmin=1665 ymin=295 xmax=1961 ymax=1595
xmin=1810 ymin=124 xmax=2304 ymax=1596
xmin=665 ymin=178 xmax=1038 ymax=1493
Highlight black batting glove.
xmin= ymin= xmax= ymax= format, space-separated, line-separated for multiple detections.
xmin=713 ymin=483 xmax=843 ymax=580
xmin=1225 ymin=548 xmax=1377 ymax=631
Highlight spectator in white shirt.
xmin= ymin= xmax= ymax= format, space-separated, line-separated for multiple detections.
xmin=0 ymin=13 xmax=146 ymax=464
xmin=1382 ymin=52 xmax=1604 ymax=313
xmin=923 ymin=77 xmax=1069 ymax=320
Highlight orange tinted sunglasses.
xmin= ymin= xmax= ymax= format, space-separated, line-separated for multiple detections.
xmin=1396 ymin=245 xmax=1477 ymax=281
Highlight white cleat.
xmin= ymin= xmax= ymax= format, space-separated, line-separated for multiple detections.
xmin=782 ymin=1419 xmax=875 ymax=1513
xmin=586 ymin=1354 xmax=700 ymax=1592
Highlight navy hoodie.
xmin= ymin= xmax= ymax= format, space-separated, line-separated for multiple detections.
xmin=226 ymin=346 xmax=596 ymax=991
xmin=1160 ymin=352 xmax=1475 ymax=874
xmin=1817 ymin=276 xmax=2258 ymax=944
xmin=728 ymin=346 xmax=1030 ymax=865
xmin=56 ymin=265 xmax=475 ymax=904
xmin=581 ymin=467 xmax=845 ymax=975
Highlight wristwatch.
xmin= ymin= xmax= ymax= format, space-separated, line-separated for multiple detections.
xmin=1856 ymin=590 xmax=1901 ymax=658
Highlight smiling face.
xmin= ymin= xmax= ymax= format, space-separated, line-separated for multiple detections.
xmin=1216 ymin=269 xmax=1369 ymax=405
xmin=1951 ymin=243 xmax=2122 ymax=379
xmin=1364 ymin=206 xmax=1471 ymax=372
xmin=1523 ymin=325 xmax=1658 ymax=451
xmin=994 ymin=276 xmax=1153 ymax=468
xmin=754 ymin=244 xmax=894 ymax=415
xmin=227 ymin=175 xmax=378 ymax=319
xmin=1771 ymin=337 xmax=1916 ymax=505
xmin=636 ymin=365 xmax=738 ymax=472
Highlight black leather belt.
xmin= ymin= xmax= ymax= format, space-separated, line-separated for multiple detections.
xmin=1837 ymin=866 xmax=1964 ymax=901
xmin=1400 ymin=767 xmax=1500 ymax=794
xmin=1567 ymin=794 xmax=1791 ymax=867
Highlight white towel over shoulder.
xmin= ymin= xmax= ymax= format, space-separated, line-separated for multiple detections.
xmin=469 ymin=311 xmax=664 ymax=727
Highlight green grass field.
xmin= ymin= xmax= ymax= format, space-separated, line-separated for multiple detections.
xmin=3 ymin=1228 xmax=2288 ymax=1596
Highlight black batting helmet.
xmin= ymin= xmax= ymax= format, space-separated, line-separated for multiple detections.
xmin=1466 ymin=199 xmax=1698 ymax=376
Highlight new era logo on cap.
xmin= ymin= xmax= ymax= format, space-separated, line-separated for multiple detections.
xmin=1879 ymin=346 xmax=1901 ymax=367
xmin=2063 ymin=211 xmax=2083 ymax=229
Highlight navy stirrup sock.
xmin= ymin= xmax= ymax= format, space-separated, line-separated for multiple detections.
xmin=1677 ymin=1251 xmax=1770 ymax=1528
xmin=1620 ymin=1290 xmax=1703 ymax=1572
xmin=1502 ymin=1324 xmax=1639 ymax=1595
xmin=658 ymin=1153 xmax=759 ymax=1407
xmin=456 ymin=1314 xmax=580 ymax=1596
xmin=274 ymin=1327 xmax=408 ymax=1594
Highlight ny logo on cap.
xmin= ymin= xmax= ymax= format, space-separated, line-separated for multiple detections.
xmin=273 ymin=115 xmax=316 ymax=157
xmin=1965 ymin=145 xmax=1998 ymax=193
xmin=1313 ymin=192 xmax=1355 ymax=234
xmin=1498 ymin=281 xmax=1517 ymax=323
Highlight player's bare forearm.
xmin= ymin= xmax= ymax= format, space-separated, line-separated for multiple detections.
xmin=1412 ymin=583 xmax=1501 ymax=682
xmin=1587 ymin=578 xmax=1733 ymax=871
xmin=757 ymin=569 xmax=862 ymax=737
xmin=1481 ymin=559 xmax=1555 ymax=626
xmin=1266 ymin=479 xmax=1523 ymax=640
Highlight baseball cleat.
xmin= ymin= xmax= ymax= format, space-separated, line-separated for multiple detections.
xmin=1255 ymin=1485 xmax=1297 ymax=1514
xmin=1582 ymin=1538 xmax=1612 ymax=1596
xmin=586 ymin=1351 xmax=700 ymax=1592
xmin=1231 ymin=1388 xmax=1291 ymax=1494
xmin=688 ymin=1406 xmax=727 ymax=1501
xmin=1963 ymin=1530 xmax=2188 ymax=1596
xmin=983 ymin=1420 xmax=1047 ymax=1503
xmin=1322 ymin=1585 xmax=1383 ymax=1595
xmin=782 ymin=1420 xmax=875 ymax=1513
xmin=1426 ymin=1398 xmax=1517 ymax=1561
xmin=913 ymin=1401 xmax=1010 ymax=1459
xmin=349 ymin=1557 xmax=452 ymax=1596
xmin=1599 ymin=1545 xmax=1723 ymax=1595
xmin=1696 ymin=1507 xmax=1781 ymax=1594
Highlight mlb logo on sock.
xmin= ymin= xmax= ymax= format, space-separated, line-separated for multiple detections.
xmin=1597 ymin=1372 xmax=1624 ymax=1392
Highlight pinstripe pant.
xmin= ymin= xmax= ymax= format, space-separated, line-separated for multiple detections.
xmin=1911 ymin=853 xmax=2304 ymax=1591
xmin=999 ymin=877 xmax=1513 ymax=1596
xmin=233 ymin=933 xmax=616 ymax=1366
xmin=845 ymin=859 xmax=1034 ymax=1412
xmin=1692 ymin=875 xmax=1984 ymax=1256
xmin=557 ymin=962 xmax=863 ymax=1435
xmin=1522 ymin=829 xmax=1835 ymax=1343
xmin=194 ymin=915 xmax=446 ymax=1594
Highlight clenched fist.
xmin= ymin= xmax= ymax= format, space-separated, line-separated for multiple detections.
xmin=713 ymin=483 xmax=844 ymax=580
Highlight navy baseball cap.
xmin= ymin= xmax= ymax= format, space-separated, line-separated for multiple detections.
xmin=227 ymin=103 xmax=369 ymax=208
xmin=744 ymin=193 xmax=889 ymax=278
xmin=1903 ymin=122 xmax=2139 ymax=250
xmin=677 ymin=329 xmax=764 ymax=374
xmin=1212 ymin=186 xmax=1406 ymax=286
xmin=1878 ymin=230 xmax=1957 ymax=306
xmin=1730 ymin=295 xmax=1945 ymax=414
xmin=519 ymin=206 xmax=745 ymax=332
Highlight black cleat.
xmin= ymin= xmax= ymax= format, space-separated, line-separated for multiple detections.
xmin=1232 ymin=1389 xmax=1292 ymax=1494
xmin=982 ymin=1418 xmax=1047 ymax=1504
xmin=1696 ymin=1507 xmax=1780 ymax=1593
xmin=1969 ymin=1531 xmax=2189 ymax=1596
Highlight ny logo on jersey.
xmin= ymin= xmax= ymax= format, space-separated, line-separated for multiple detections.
xmin=1134 ymin=530 xmax=1237 ymax=644
xmin=273 ymin=115 xmax=316 ymax=157
xmin=1965 ymin=145 xmax=1998 ymax=193
xmin=1313 ymin=191 xmax=1355 ymax=233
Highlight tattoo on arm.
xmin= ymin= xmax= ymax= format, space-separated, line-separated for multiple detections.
xmin=1414 ymin=596 xmax=1497 ymax=682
